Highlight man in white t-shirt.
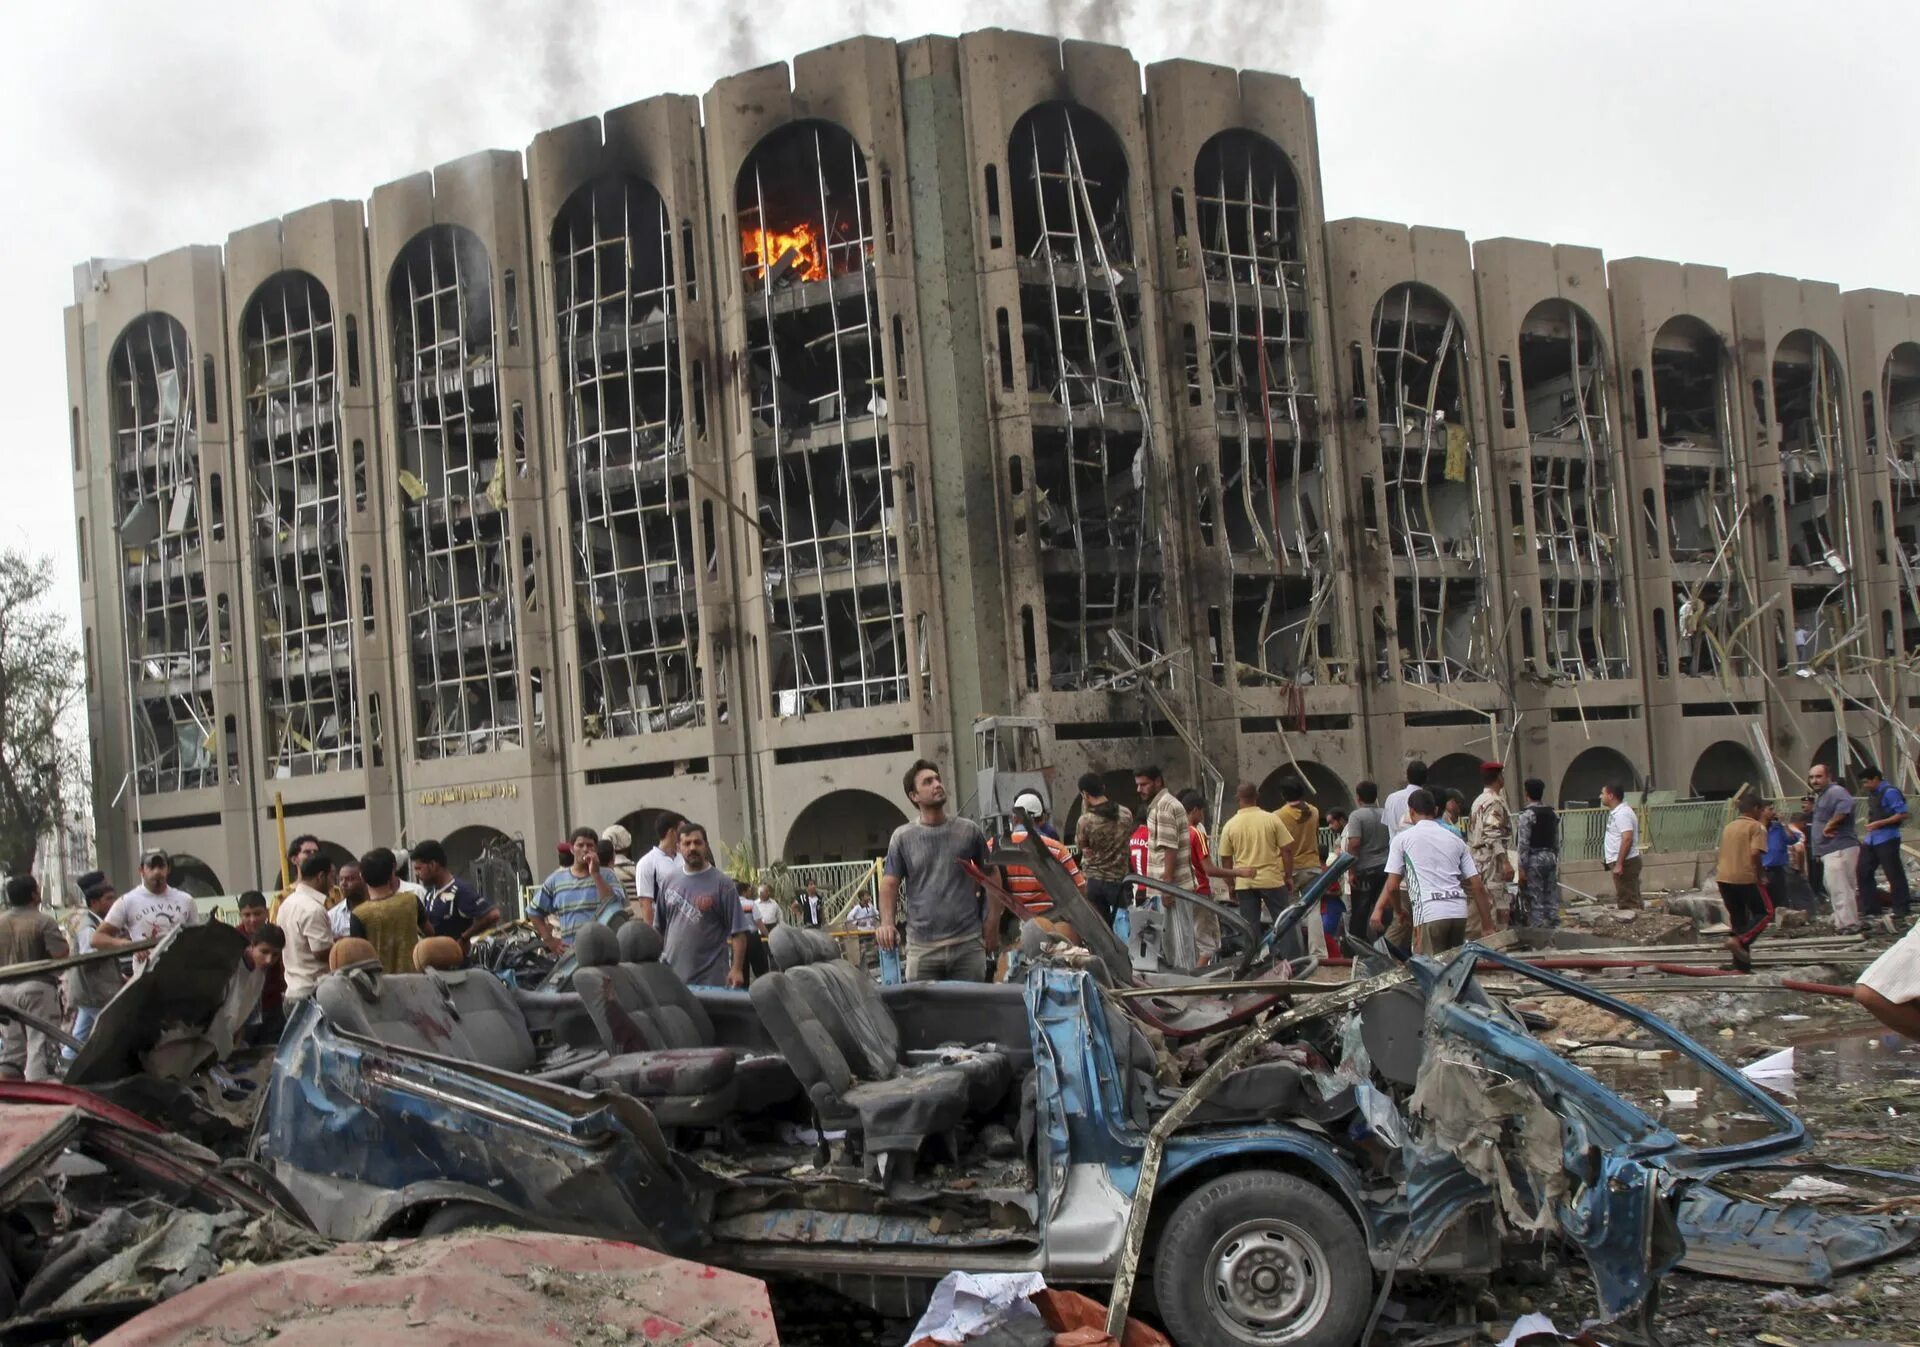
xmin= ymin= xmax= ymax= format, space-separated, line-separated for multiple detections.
xmin=1382 ymin=760 xmax=1429 ymax=839
xmin=92 ymin=849 xmax=203 ymax=973
xmin=634 ymin=812 xmax=686 ymax=928
xmin=1600 ymin=783 xmax=1643 ymax=909
xmin=1370 ymin=789 xmax=1494 ymax=955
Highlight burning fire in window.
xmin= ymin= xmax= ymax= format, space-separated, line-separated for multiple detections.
xmin=742 ymin=222 xmax=826 ymax=285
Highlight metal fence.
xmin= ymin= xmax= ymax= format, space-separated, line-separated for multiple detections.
xmin=789 ymin=859 xmax=883 ymax=924
xmin=1315 ymin=795 xmax=1867 ymax=866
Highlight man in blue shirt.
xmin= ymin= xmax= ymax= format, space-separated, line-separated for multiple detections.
xmin=529 ymin=826 xmax=626 ymax=953
xmin=1857 ymin=764 xmax=1910 ymax=927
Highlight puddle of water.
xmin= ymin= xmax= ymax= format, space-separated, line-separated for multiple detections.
xmin=1565 ymin=1016 xmax=1920 ymax=1147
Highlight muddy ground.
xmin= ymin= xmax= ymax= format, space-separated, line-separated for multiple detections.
xmin=1517 ymin=929 xmax=1920 ymax=1347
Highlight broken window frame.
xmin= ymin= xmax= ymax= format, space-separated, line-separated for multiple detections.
xmin=1653 ymin=316 xmax=1756 ymax=680
xmin=552 ymin=175 xmax=706 ymax=741
xmin=1772 ymin=329 xmax=1860 ymax=671
xmin=1370 ymin=283 xmax=1494 ymax=686
xmin=241 ymin=272 xmax=362 ymax=778
xmin=738 ymin=120 xmax=907 ymax=717
xmin=390 ymin=226 xmax=524 ymax=760
xmin=1010 ymin=101 xmax=1162 ymax=693
xmin=1194 ymin=129 xmax=1340 ymax=688
xmin=111 ymin=313 xmax=220 ymax=794
xmin=1518 ymin=299 xmax=1631 ymax=682
xmin=1884 ymin=342 xmax=1920 ymax=651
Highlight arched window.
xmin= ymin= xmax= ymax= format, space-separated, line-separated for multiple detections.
xmin=111 ymin=312 xmax=218 ymax=793
xmin=389 ymin=225 xmax=521 ymax=757
xmin=552 ymin=174 xmax=702 ymax=740
xmin=241 ymin=271 xmax=359 ymax=775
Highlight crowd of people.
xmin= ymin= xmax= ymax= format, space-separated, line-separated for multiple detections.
xmin=4 ymin=750 xmax=1918 ymax=1079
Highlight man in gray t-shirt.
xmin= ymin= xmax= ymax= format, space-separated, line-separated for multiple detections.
xmin=880 ymin=759 xmax=989 ymax=982
xmin=658 ymin=824 xmax=754 ymax=987
xmin=1809 ymin=763 xmax=1862 ymax=932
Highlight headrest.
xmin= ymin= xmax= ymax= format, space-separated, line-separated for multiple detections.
xmin=769 ymin=922 xmax=838 ymax=970
xmin=329 ymin=937 xmax=378 ymax=971
xmin=617 ymin=920 xmax=663 ymax=964
xmin=413 ymin=935 xmax=465 ymax=971
xmin=574 ymin=923 xmax=621 ymax=968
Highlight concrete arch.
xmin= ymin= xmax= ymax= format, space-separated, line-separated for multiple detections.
xmin=166 ymin=853 xmax=224 ymax=900
xmin=1191 ymin=128 xmax=1301 ymax=266
xmin=1560 ymin=746 xmax=1639 ymax=807
xmin=612 ymin=807 xmax=682 ymax=856
xmin=1060 ymin=769 xmax=1141 ymax=841
xmin=1257 ymin=761 xmax=1353 ymax=813
xmin=443 ymin=825 xmax=532 ymax=918
xmin=1650 ymin=314 xmax=1730 ymax=452
xmin=1424 ymin=754 xmax=1484 ymax=808
xmin=782 ymin=789 xmax=909 ymax=865
xmin=1690 ymin=741 xmax=1764 ymax=801
xmin=1812 ymin=735 xmax=1873 ymax=784
xmin=1007 ymin=101 xmax=1132 ymax=258
xmin=735 ymin=118 xmax=868 ymax=289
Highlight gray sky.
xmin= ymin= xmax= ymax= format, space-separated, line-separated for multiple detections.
xmin=3 ymin=0 xmax=1914 ymax=620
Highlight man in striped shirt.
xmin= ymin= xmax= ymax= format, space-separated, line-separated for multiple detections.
xmin=530 ymin=826 xmax=627 ymax=953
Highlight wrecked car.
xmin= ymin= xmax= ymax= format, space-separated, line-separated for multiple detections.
xmin=233 ymin=824 xmax=1838 ymax=1347
xmin=0 ymin=1081 xmax=323 ymax=1344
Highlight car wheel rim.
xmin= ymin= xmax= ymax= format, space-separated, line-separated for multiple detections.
xmin=1204 ymin=1218 xmax=1332 ymax=1343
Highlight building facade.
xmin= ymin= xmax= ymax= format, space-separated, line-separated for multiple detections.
xmin=67 ymin=29 xmax=1920 ymax=896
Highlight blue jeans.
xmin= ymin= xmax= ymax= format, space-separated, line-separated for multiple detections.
xmin=60 ymin=1004 xmax=102 ymax=1061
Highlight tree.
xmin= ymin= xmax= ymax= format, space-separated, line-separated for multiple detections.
xmin=0 ymin=551 xmax=84 ymax=874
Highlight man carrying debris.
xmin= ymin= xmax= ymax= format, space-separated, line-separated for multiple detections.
xmin=1467 ymin=762 xmax=1514 ymax=933
xmin=1513 ymin=778 xmax=1561 ymax=928
xmin=1600 ymin=784 xmax=1642 ymax=909
xmin=1808 ymin=762 xmax=1861 ymax=934
xmin=1856 ymin=764 xmax=1910 ymax=929
xmin=61 ymin=870 xmax=121 ymax=1059
xmin=93 ymin=849 xmax=202 ymax=973
xmin=1072 ymin=772 xmax=1134 ymax=926
xmin=1369 ymin=788 xmax=1495 ymax=956
xmin=880 ymin=759 xmax=990 ymax=981
xmin=1716 ymin=793 xmax=1774 ymax=972
xmin=0 ymin=875 xmax=68 ymax=1081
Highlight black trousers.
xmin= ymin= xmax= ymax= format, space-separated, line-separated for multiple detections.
xmin=1858 ymin=838 xmax=1912 ymax=918
xmin=1720 ymin=881 xmax=1774 ymax=949
xmin=1085 ymin=877 xmax=1128 ymax=925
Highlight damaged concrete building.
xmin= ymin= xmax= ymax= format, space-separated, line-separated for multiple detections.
xmin=66 ymin=29 xmax=1920 ymax=896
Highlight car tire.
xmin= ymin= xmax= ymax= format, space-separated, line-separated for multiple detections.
xmin=416 ymin=1200 xmax=524 ymax=1238
xmin=1152 ymin=1169 xmax=1371 ymax=1347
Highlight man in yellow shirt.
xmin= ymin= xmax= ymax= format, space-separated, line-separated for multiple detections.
xmin=1216 ymin=781 xmax=1295 ymax=944
xmin=1274 ymin=778 xmax=1327 ymax=955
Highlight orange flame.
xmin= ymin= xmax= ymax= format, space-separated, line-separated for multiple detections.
xmin=741 ymin=222 xmax=826 ymax=284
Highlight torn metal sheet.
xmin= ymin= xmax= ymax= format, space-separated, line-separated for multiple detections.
xmin=64 ymin=920 xmax=256 ymax=1091
xmin=1675 ymin=1186 xmax=1920 ymax=1287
